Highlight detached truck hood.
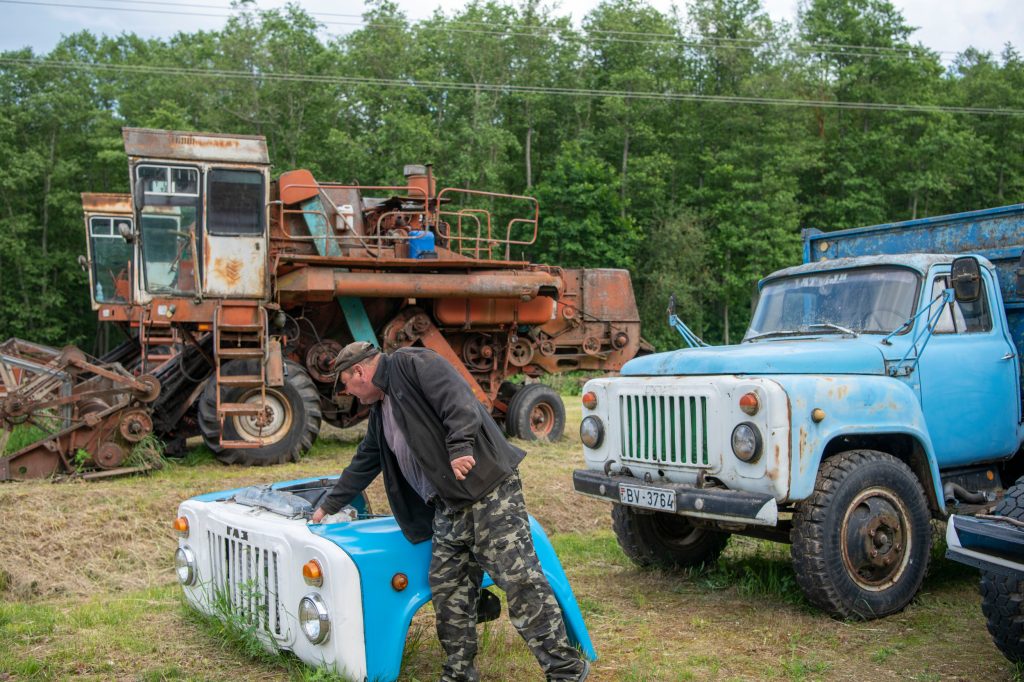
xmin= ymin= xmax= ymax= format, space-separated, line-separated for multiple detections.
xmin=623 ymin=337 xmax=887 ymax=376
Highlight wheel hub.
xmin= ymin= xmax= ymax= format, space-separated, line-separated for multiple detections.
xmin=233 ymin=391 xmax=291 ymax=444
xmin=529 ymin=402 xmax=554 ymax=437
xmin=841 ymin=488 xmax=911 ymax=589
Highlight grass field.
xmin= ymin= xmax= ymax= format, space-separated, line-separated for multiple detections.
xmin=0 ymin=401 xmax=1018 ymax=681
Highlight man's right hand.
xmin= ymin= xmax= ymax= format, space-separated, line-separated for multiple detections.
xmin=310 ymin=507 xmax=327 ymax=524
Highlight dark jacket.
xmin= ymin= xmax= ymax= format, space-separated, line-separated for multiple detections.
xmin=319 ymin=347 xmax=526 ymax=543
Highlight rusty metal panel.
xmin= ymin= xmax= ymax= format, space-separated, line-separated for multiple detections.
xmin=81 ymin=193 xmax=132 ymax=214
xmin=123 ymin=128 xmax=269 ymax=165
xmin=581 ymin=269 xmax=641 ymax=322
xmin=203 ymin=236 xmax=267 ymax=298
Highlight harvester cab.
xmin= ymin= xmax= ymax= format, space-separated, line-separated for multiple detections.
xmin=124 ymin=127 xmax=271 ymax=303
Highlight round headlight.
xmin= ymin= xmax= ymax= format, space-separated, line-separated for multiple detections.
xmin=175 ymin=546 xmax=196 ymax=586
xmin=580 ymin=416 xmax=604 ymax=449
xmin=298 ymin=594 xmax=331 ymax=644
xmin=731 ymin=422 xmax=763 ymax=463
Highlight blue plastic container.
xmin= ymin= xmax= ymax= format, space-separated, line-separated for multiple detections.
xmin=408 ymin=230 xmax=437 ymax=259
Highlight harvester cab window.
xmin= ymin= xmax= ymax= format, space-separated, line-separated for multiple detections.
xmin=88 ymin=216 xmax=133 ymax=303
xmin=135 ymin=164 xmax=202 ymax=295
xmin=206 ymin=169 xmax=264 ymax=236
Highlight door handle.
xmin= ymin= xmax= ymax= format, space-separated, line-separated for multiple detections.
xmin=1002 ymin=352 xmax=1016 ymax=360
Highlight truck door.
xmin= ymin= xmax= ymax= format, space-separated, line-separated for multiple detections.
xmin=202 ymin=168 xmax=267 ymax=299
xmin=917 ymin=270 xmax=1020 ymax=466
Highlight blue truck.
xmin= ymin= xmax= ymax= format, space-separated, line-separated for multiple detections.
xmin=573 ymin=203 xmax=1024 ymax=620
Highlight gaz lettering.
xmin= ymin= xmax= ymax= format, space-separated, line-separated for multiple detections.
xmin=226 ymin=526 xmax=248 ymax=541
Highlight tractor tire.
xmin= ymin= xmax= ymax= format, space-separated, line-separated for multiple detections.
xmin=198 ymin=359 xmax=321 ymax=466
xmin=611 ymin=503 xmax=730 ymax=569
xmin=506 ymin=383 xmax=565 ymax=441
xmin=791 ymin=449 xmax=931 ymax=619
xmin=980 ymin=477 xmax=1024 ymax=663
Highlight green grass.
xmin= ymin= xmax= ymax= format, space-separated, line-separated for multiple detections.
xmin=2 ymin=423 xmax=47 ymax=454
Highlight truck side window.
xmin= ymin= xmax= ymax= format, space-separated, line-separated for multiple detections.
xmin=931 ymin=276 xmax=992 ymax=334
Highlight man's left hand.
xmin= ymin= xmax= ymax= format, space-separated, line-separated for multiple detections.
xmin=451 ymin=455 xmax=476 ymax=480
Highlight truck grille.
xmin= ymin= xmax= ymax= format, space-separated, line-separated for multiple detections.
xmin=619 ymin=392 xmax=710 ymax=467
xmin=207 ymin=530 xmax=283 ymax=636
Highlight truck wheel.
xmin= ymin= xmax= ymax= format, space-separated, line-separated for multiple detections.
xmin=198 ymin=360 xmax=322 ymax=466
xmin=611 ymin=503 xmax=730 ymax=569
xmin=980 ymin=477 xmax=1024 ymax=662
xmin=791 ymin=449 xmax=931 ymax=619
xmin=506 ymin=383 xmax=565 ymax=441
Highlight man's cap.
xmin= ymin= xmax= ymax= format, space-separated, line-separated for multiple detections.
xmin=333 ymin=341 xmax=380 ymax=373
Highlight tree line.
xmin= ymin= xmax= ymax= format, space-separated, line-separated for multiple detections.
xmin=1 ymin=0 xmax=1021 ymax=353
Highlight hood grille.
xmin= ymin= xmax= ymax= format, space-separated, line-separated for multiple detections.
xmin=619 ymin=392 xmax=710 ymax=467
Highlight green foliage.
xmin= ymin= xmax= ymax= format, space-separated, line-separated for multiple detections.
xmin=0 ymin=0 xmax=1021 ymax=348
xmin=126 ymin=434 xmax=166 ymax=470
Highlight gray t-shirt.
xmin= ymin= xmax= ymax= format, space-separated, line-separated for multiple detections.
xmin=381 ymin=394 xmax=438 ymax=503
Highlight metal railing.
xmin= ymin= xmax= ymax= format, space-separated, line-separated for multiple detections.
xmin=273 ymin=181 xmax=539 ymax=261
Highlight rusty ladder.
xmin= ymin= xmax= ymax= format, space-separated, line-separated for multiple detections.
xmin=213 ymin=302 xmax=269 ymax=449
xmin=138 ymin=311 xmax=181 ymax=374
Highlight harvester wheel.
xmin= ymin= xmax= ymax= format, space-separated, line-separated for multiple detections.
xmin=506 ymin=383 xmax=565 ymax=441
xmin=198 ymin=360 xmax=321 ymax=466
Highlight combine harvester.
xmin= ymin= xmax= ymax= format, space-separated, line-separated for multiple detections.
xmin=0 ymin=128 xmax=647 ymax=480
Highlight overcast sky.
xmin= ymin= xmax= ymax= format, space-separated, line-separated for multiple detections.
xmin=2 ymin=0 xmax=1021 ymax=63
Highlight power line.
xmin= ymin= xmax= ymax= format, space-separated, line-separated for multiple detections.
xmin=1 ymin=0 xmax=959 ymax=63
xmin=3 ymin=57 xmax=1021 ymax=116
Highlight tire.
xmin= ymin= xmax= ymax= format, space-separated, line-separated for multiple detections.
xmin=611 ymin=503 xmax=730 ymax=569
xmin=791 ymin=449 xmax=931 ymax=619
xmin=198 ymin=360 xmax=321 ymax=466
xmin=506 ymin=383 xmax=565 ymax=441
xmin=980 ymin=477 xmax=1024 ymax=663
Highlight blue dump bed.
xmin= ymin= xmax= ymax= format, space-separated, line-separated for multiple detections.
xmin=803 ymin=204 xmax=1024 ymax=356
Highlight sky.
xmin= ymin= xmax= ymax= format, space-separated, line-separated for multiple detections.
xmin=1 ymin=0 xmax=1021 ymax=63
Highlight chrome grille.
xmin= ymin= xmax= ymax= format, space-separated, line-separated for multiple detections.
xmin=618 ymin=392 xmax=710 ymax=467
xmin=207 ymin=530 xmax=282 ymax=636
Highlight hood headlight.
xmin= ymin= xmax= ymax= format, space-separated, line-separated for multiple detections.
xmin=731 ymin=422 xmax=763 ymax=463
xmin=580 ymin=416 xmax=604 ymax=449
xmin=299 ymin=593 xmax=331 ymax=644
xmin=175 ymin=546 xmax=197 ymax=586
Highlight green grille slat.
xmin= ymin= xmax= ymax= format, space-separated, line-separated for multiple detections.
xmin=701 ymin=397 xmax=708 ymax=465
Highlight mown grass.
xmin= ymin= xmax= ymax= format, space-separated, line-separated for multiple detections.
xmin=0 ymin=395 xmax=1017 ymax=680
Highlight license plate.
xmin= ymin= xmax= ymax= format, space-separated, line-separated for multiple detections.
xmin=619 ymin=483 xmax=677 ymax=512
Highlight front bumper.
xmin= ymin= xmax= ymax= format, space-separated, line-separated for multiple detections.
xmin=573 ymin=469 xmax=778 ymax=526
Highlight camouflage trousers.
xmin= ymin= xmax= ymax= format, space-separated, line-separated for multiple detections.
xmin=430 ymin=471 xmax=584 ymax=682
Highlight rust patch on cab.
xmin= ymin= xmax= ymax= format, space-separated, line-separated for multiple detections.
xmin=214 ymin=258 xmax=244 ymax=285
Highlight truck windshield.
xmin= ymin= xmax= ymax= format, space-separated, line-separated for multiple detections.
xmin=746 ymin=266 xmax=920 ymax=340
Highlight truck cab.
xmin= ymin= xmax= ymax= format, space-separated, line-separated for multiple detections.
xmin=574 ymin=204 xmax=1024 ymax=620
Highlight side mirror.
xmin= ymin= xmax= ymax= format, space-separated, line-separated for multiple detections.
xmin=76 ymin=254 xmax=88 ymax=272
xmin=117 ymin=221 xmax=135 ymax=243
xmin=950 ymin=256 xmax=982 ymax=303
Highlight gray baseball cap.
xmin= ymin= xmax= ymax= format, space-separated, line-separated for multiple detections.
xmin=333 ymin=341 xmax=380 ymax=373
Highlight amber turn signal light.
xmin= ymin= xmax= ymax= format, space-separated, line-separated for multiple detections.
xmin=739 ymin=392 xmax=760 ymax=416
xmin=173 ymin=517 xmax=189 ymax=536
xmin=582 ymin=391 xmax=598 ymax=410
xmin=391 ymin=573 xmax=409 ymax=591
xmin=302 ymin=559 xmax=324 ymax=587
